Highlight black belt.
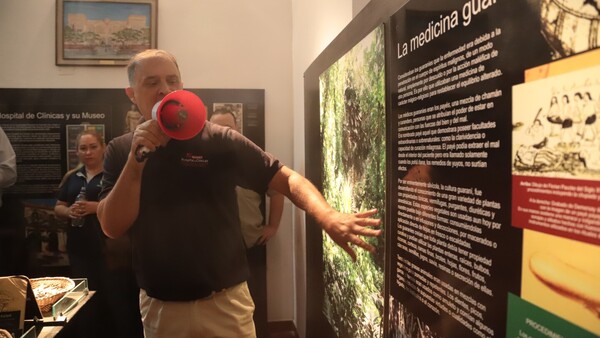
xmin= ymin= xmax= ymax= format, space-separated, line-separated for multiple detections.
xmin=143 ymin=283 xmax=235 ymax=302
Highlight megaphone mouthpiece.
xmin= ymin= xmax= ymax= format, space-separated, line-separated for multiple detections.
xmin=159 ymin=100 xmax=188 ymax=130
xmin=136 ymin=90 xmax=207 ymax=162
xmin=151 ymin=90 xmax=207 ymax=140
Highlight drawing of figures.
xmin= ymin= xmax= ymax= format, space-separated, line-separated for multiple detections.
xmin=526 ymin=118 xmax=547 ymax=145
xmin=557 ymin=94 xmax=581 ymax=146
xmin=512 ymin=63 xmax=600 ymax=179
xmin=572 ymin=92 xmax=585 ymax=135
xmin=581 ymin=91 xmax=597 ymax=140
xmin=545 ymin=95 xmax=563 ymax=136
xmin=595 ymin=92 xmax=600 ymax=134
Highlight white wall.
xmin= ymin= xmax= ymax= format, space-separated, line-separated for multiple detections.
xmin=0 ymin=0 xmax=293 ymax=166
xmin=353 ymin=0 xmax=371 ymax=16
xmin=0 ymin=0 xmax=359 ymax=335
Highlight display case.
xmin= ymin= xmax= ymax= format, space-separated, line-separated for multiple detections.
xmin=50 ymin=278 xmax=88 ymax=319
xmin=19 ymin=325 xmax=36 ymax=338
xmin=24 ymin=278 xmax=95 ymax=338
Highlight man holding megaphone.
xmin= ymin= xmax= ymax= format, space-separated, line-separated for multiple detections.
xmin=97 ymin=49 xmax=381 ymax=338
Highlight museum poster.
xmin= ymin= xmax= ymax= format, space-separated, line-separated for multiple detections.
xmin=0 ymin=88 xmax=264 ymax=273
xmin=0 ymin=89 xmax=127 ymax=270
xmin=388 ymin=1 xmax=599 ymax=337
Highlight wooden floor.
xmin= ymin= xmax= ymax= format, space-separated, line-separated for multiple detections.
xmin=267 ymin=321 xmax=299 ymax=338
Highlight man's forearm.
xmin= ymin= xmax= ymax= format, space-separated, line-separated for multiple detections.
xmin=98 ymin=154 xmax=143 ymax=238
xmin=268 ymin=166 xmax=381 ymax=260
xmin=268 ymin=166 xmax=335 ymax=228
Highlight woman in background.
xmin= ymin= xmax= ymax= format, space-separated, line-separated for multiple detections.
xmin=54 ymin=129 xmax=106 ymax=288
xmin=54 ymin=129 xmax=143 ymax=338
xmin=54 ymin=130 xmax=110 ymax=337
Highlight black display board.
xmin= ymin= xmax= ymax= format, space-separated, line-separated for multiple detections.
xmin=0 ymin=88 xmax=264 ymax=275
xmin=388 ymin=1 xmax=546 ymax=337
xmin=0 ymin=88 xmax=264 ymax=197
xmin=305 ymin=0 xmax=600 ymax=337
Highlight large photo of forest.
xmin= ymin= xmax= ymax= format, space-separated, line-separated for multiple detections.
xmin=319 ymin=24 xmax=386 ymax=337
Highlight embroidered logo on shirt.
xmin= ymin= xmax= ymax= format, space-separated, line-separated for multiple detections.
xmin=181 ymin=152 xmax=208 ymax=167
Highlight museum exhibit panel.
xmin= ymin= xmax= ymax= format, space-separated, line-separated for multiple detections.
xmin=305 ymin=0 xmax=599 ymax=337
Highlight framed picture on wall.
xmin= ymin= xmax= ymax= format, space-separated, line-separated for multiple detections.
xmin=55 ymin=0 xmax=157 ymax=66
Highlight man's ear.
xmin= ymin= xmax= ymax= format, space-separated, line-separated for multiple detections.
xmin=125 ymin=87 xmax=136 ymax=104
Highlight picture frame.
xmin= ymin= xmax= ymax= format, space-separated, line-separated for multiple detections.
xmin=56 ymin=0 xmax=157 ymax=66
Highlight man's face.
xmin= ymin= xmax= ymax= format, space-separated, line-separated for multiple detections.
xmin=210 ymin=113 xmax=237 ymax=129
xmin=126 ymin=55 xmax=183 ymax=120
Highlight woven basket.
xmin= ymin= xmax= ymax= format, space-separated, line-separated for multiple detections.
xmin=0 ymin=329 xmax=12 ymax=338
xmin=31 ymin=277 xmax=76 ymax=313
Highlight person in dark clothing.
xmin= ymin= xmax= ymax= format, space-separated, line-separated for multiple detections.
xmin=54 ymin=130 xmax=108 ymax=337
xmin=97 ymin=49 xmax=381 ymax=338
xmin=55 ymin=130 xmax=106 ymax=289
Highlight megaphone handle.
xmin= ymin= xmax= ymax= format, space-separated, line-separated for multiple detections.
xmin=135 ymin=144 xmax=151 ymax=163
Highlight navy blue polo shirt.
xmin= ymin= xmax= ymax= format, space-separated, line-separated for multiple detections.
xmin=57 ymin=166 xmax=105 ymax=257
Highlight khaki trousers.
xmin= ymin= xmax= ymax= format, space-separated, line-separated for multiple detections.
xmin=139 ymin=282 xmax=256 ymax=338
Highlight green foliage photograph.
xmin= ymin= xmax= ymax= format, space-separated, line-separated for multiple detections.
xmin=319 ymin=24 xmax=386 ymax=338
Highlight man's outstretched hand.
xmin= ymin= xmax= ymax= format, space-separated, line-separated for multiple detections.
xmin=320 ymin=208 xmax=382 ymax=262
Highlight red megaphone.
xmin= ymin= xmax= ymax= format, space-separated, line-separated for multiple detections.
xmin=135 ymin=90 xmax=207 ymax=162
xmin=152 ymin=90 xmax=207 ymax=140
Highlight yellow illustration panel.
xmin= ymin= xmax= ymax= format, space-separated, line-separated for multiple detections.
xmin=521 ymin=229 xmax=600 ymax=335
